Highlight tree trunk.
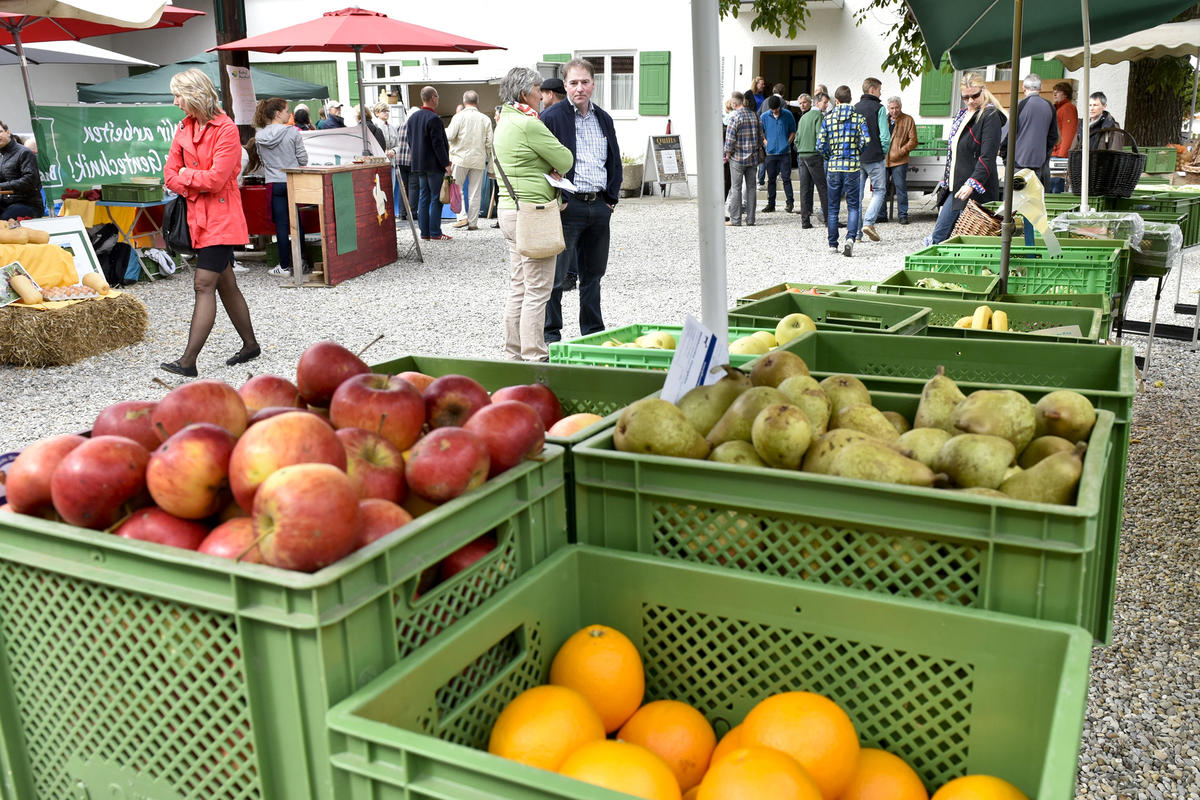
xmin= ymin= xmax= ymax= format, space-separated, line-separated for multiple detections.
xmin=1124 ymin=57 xmax=1191 ymax=146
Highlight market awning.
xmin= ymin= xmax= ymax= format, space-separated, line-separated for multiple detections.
xmin=77 ymin=52 xmax=329 ymax=103
xmin=0 ymin=38 xmax=156 ymax=66
xmin=1044 ymin=18 xmax=1200 ymax=69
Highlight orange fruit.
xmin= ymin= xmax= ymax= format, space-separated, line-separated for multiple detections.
xmin=618 ymin=700 xmax=717 ymax=791
xmin=696 ymin=746 xmax=822 ymax=800
xmin=549 ymin=624 xmax=645 ymax=732
xmin=840 ymin=748 xmax=929 ymax=800
xmin=487 ymin=685 xmax=605 ymax=771
xmin=931 ymin=775 xmax=1030 ymax=800
xmin=709 ymin=724 xmax=744 ymax=768
xmin=558 ymin=740 xmax=682 ymax=800
xmin=739 ymin=692 xmax=859 ymax=800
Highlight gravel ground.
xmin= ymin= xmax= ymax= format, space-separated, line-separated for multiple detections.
xmin=2 ymin=192 xmax=1199 ymax=797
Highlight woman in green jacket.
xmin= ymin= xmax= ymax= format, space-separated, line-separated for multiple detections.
xmin=493 ymin=66 xmax=574 ymax=362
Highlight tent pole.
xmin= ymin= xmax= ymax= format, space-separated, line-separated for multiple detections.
xmin=1189 ymin=49 xmax=1198 ymax=141
xmin=355 ymin=45 xmax=370 ymax=156
xmin=999 ymin=0 xmax=1023 ymax=294
xmin=1080 ymin=0 xmax=1091 ymax=211
xmin=691 ymin=0 xmax=726 ymax=341
xmin=9 ymin=29 xmax=38 ymax=109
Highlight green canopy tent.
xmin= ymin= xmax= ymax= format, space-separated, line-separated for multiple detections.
xmin=77 ymin=51 xmax=328 ymax=102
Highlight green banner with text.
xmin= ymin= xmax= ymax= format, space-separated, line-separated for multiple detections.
xmin=32 ymin=103 xmax=184 ymax=195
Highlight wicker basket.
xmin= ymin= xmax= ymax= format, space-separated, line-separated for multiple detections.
xmin=1068 ymin=128 xmax=1146 ymax=198
xmin=951 ymin=198 xmax=1003 ymax=237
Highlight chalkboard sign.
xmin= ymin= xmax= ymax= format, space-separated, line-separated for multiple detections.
xmin=645 ymin=135 xmax=687 ymax=184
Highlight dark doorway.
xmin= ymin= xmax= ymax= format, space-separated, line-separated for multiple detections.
xmin=759 ymin=51 xmax=814 ymax=100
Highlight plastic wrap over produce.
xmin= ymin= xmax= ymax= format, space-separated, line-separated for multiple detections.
xmin=1141 ymin=221 xmax=1184 ymax=262
xmin=1050 ymin=212 xmax=1146 ymax=252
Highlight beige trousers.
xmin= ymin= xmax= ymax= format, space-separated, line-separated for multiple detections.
xmin=452 ymin=164 xmax=485 ymax=226
xmin=499 ymin=208 xmax=556 ymax=361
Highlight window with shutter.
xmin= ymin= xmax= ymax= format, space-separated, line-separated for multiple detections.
xmin=1031 ymin=55 xmax=1065 ymax=81
xmin=639 ymin=51 xmax=670 ymax=116
xmin=919 ymin=55 xmax=955 ymax=116
xmin=347 ymin=61 xmax=359 ymax=105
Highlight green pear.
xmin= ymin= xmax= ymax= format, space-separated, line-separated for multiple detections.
xmin=951 ymin=389 xmax=1036 ymax=453
xmin=614 ymin=398 xmax=710 ymax=459
xmin=750 ymin=404 xmax=813 ymax=469
xmin=676 ymin=365 xmax=752 ymax=436
xmin=913 ymin=365 xmax=966 ymax=432
xmin=933 ymin=434 xmax=1016 ymax=489
xmin=750 ymin=351 xmax=810 ymax=388
xmin=897 ymin=427 xmax=953 ymax=469
xmin=706 ymin=386 xmax=789 ymax=446
xmin=819 ymin=374 xmax=872 ymax=416
xmin=999 ymin=442 xmax=1087 ymax=505
xmin=1019 ymin=435 xmax=1076 ymax=469
xmin=1034 ymin=390 xmax=1097 ymax=442
xmin=957 ymin=487 xmax=1009 ymax=499
xmin=709 ymin=440 xmax=768 ymax=467
xmin=1003 ymin=465 xmax=1023 ymax=482
xmin=777 ymin=374 xmax=821 ymax=397
xmin=802 ymin=429 xmax=870 ymax=474
xmin=882 ymin=411 xmax=911 ymax=435
xmin=828 ymin=440 xmax=937 ymax=487
xmin=832 ymin=403 xmax=900 ymax=443
xmin=777 ymin=376 xmax=829 ymax=435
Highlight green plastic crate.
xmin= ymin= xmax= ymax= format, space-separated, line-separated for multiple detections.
xmin=905 ymin=243 xmax=1122 ymax=297
xmin=726 ymin=292 xmax=931 ymax=335
xmin=998 ymin=292 xmax=1113 ymax=339
xmin=548 ymin=324 xmax=775 ymax=370
xmin=830 ymin=291 xmax=1103 ymax=344
xmin=1130 ymin=146 xmax=1179 ymax=174
xmin=876 ymin=269 xmax=1000 ymax=300
xmin=914 ymin=123 xmax=943 ymax=142
xmin=0 ymin=447 xmax=567 ymax=800
xmin=99 ymin=182 xmax=163 ymax=203
xmin=1117 ymin=191 xmax=1200 ymax=246
xmin=1129 ymin=222 xmax=1181 ymax=279
xmin=326 ymin=546 xmax=1092 ymax=800
xmin=735 ymin=280 xmax=870 ymax=305
xmin=777 ymin=330 xmax=1135 ymax=644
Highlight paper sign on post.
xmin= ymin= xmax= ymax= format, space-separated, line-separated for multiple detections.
xmin=661 ymin=315 xmax=732 ymax=404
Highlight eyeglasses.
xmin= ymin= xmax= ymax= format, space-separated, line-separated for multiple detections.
xmin=961 ymin=90 xmax=982 ymax=101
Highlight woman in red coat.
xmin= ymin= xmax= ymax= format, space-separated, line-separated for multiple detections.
xmin=161 ymin=68 xmax=259 ymax=376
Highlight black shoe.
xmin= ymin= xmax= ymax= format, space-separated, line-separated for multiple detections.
xmin=899 ymin=217 xmax=910 ymax=225
xmin=160 ymin=360 xmax=198 ymax=377
xmin=226 ymin=345 xmax=261 ymax=366
xmin=761 ymin=205 xmax=776 ymax=213
xmin=801 ymin=222 xmax=813 ymax=229
xmin=785 ymin=204 xmax=794 ymax=213
xmin=562 ymin=274 xmax=577 ymax=292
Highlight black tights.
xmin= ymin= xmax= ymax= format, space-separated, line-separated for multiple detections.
xmin=177 ymin=263 xmax=257 ymax=368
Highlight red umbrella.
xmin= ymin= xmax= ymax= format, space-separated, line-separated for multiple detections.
xmin=215 ymin=7 xmax=504 ymax=154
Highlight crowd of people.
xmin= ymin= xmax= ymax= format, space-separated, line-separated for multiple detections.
xmin=721 ymin=72 xmax=1113 ymax=255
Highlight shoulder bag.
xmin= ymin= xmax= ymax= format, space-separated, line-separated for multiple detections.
xmin=492 ymin=147 xmax=565 ymax=259
xmin=162 ymin=194 xmax=194 ymax=254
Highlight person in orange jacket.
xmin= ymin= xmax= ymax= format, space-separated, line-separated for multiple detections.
xmin=1051 ymin=82 xmax=1079 ymax=159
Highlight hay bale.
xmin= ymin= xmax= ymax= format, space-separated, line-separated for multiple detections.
xmin=0 ymin=294 xmax=149 ymax=367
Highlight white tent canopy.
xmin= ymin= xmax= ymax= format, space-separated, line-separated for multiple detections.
xmin=1045 ymin=18 xmax=1200 ymax=69
xmin=0 ymin=38 xmax=156 ymax=66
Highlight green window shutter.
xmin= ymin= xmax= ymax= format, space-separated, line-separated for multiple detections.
xmin=919 ymin=55 xmax=954 ymax=116
xmin=402 ymin=59 xmax=420 ymax=67
xmin=249 ymin=59 xmax=337 ymax=100
xmin=543 ymin=53 xmax=570 ymax=63
xmin=1031 ymin=55 xmax=1065 ymax=81
xmin=347 ymin=61 xmax=359 ymax=105
xmin=639 ymin=51 xmax=670 ymax=116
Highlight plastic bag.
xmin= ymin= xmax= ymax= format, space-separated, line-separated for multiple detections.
xmin=1048 ymin=211 xmax=1146 ymax=252
xmin=448 ymin=180 xmax=462 ymax=214
xmin=1140 ymin=221 xmax=1184 ymax=262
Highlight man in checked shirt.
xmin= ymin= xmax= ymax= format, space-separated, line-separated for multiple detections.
xmin=541 ymin=58 xmax=623 ymax=347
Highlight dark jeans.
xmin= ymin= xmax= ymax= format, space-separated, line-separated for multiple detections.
xmin=826 ymin=170 xmax=861 ymax=246
xmin=415 ymin=171 xmax=444 ymax=237
xmin=544 ymin=196 xmax=611 ymax=342
xmin=0 ymin=203 xmax=43 ymax=220
xmin=795 ymin=154 xmax=828 ymax=221
xmin=887 ymin=164 xmax=909 ymax=219
xmin=764 ymin=153 xmax=793 ymax=206
xmin=269 ymin=182 xmax=303 ymax=270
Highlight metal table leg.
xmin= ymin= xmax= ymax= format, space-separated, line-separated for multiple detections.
xmin=1142 ymin=275 xmax=1163 ymax=383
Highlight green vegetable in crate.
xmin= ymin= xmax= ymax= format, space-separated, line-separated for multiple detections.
xmin=914 ymin=277 xmax=967 ymax=291
xmin=999 ymin=442 xmax=1087 ymax=504
xmin=914 ymin=366 xmax=965 ymax=432
xmin=819 ymin=374 xmax=872 ymax=415
xmin=934 ymin=434 xmax=1017 ymax=490
xmin=677 ymin=366 xmax=751 ymax=437
xmin=951 ymin=390 xmax=1037 ymax=453
xmin=827 ymin=439 xmax=937 ymax=487
xmin=750 ymin=350 xmax=810 ymax=388
xmin=1034 ymin=390 xmax=1097 ymax=443
xmin=1019 ymin=435 xmax=1076 ymax=468
xmin=614 ymin=398 xmax=710 ymax=459
xmin=831 ymin=403 xmax=901 ymax=443
xmin=750 ymin=404 xmax=813 ymax=469
xmin=897 ymin=428 xmax=953 ymax=469
xmin=706 ymin=386 xmax=789 ymax=447
xmin=708 ymin=440 xmax=767 ymax=467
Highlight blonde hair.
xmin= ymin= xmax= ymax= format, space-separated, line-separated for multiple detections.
xmin=169 ymin=68 xmax=221 ymax=121
xmin=960 ymin=72 xmax=1006 ymax=118
xmin=372 ymin=102 xmax=390 ymax=115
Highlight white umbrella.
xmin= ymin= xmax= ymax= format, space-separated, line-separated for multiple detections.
xmin=0 ymin=0 xmax=172 ymax=28
xmin=0 ymin=38 xmax=157 ymax=66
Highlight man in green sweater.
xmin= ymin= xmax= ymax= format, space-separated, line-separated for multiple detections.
xmin=793 ymin=92 xmax=829 ymax=229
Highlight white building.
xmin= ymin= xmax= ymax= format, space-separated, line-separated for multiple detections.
xmin=2 ymin=0 xmax=1129 ymax=177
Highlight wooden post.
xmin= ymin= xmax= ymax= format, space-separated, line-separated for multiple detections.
xmin=214 ymin=0 xmax=252 ymax=140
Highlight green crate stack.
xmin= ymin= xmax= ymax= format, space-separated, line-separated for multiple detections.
xmin=874 ymin=268 xmax=1000 ymax=300
xmin=548 ymin=324 xmax=776 ymax=370
xmin=829 ymin=290 xmax=1104 ymax=344
xmin=999 ymin=292 xmax=1113 ymax=339
xmin=1112 ymin=193 xmax=1200 ymax=246
xmin=914 ymin=123 xmax=943 ymax=142
xmin=904 ymin=243 xmax=1122 ymax=298
xmin=735 ymin=280 xmax=871 ymax=305
xmin=726 ymin=292 xmax=931 ymax=335
xmin=1130 ymin=146 xmax=1178 ymax=173
xmin=326 ymin=547 xmax=1093 ymax=800
xmin=0 ymin=446 xmax=568 ymax=800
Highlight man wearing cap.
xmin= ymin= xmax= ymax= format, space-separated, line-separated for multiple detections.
xmin=316 ymin=101 xmax=345 ymax=129
xmin=540 ymin=78 xmax=566 ymax=112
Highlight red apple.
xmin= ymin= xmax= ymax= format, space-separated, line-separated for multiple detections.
xmin=405 ymin=428 xmax=490 ymax=504
xmin=330 ymin=374 xmax=425 ymax=452
xmin=248 ymin=406 xmax=329 ymax=427
xmin=198 ymin=517 xmax=262 ymax=563
xmin=146 ymin=423 xmax=238 ymax=519
xmin=50 ymin=435 xmax=151 ymax=529
xmin=152 ymin=380 xmax=248 ymax=441
xmin=93 ymin=400 xmax=159 ymax=450
xmin=228 ymin=410 xmax=346 ymax=511
xmin=239 ymin=374 xmax=304 ymax=414
xmin=402 ymin=493 xmax=440 ymax=519
xmin=464 ymin=401 xmax=545 ymax=477
xmin=253 ymin=463 xmax=361 ymax=572
xmin=397 ymin=371 xmax=435 ymax=392
xmin=424 ymin=375 xmax=491 ymax=429
xmin=116 ymin=507 xmax=208 ymax=550
xmin=547 ymin=413 xmax=605 ymax=438
xmin=214 ymin=498 xmax=249 ymax=522
xmin=491 ymin=384 xmax=563 ymax=430
xmin=438 ymin=532 xmax=497 ymax=582
xmin=296 ymin=341 xmax=369 ymax=408
xmin=357 ymin=498 xmax=414 ymax=546
xmin=336 ymin=428 xmax=407 ymax=502
xmin=4 ymin=434 xmax=87 ymax=515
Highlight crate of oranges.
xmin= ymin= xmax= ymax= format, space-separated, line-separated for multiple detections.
xmin=326 ymin=545 xmax=1090 ymax=799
